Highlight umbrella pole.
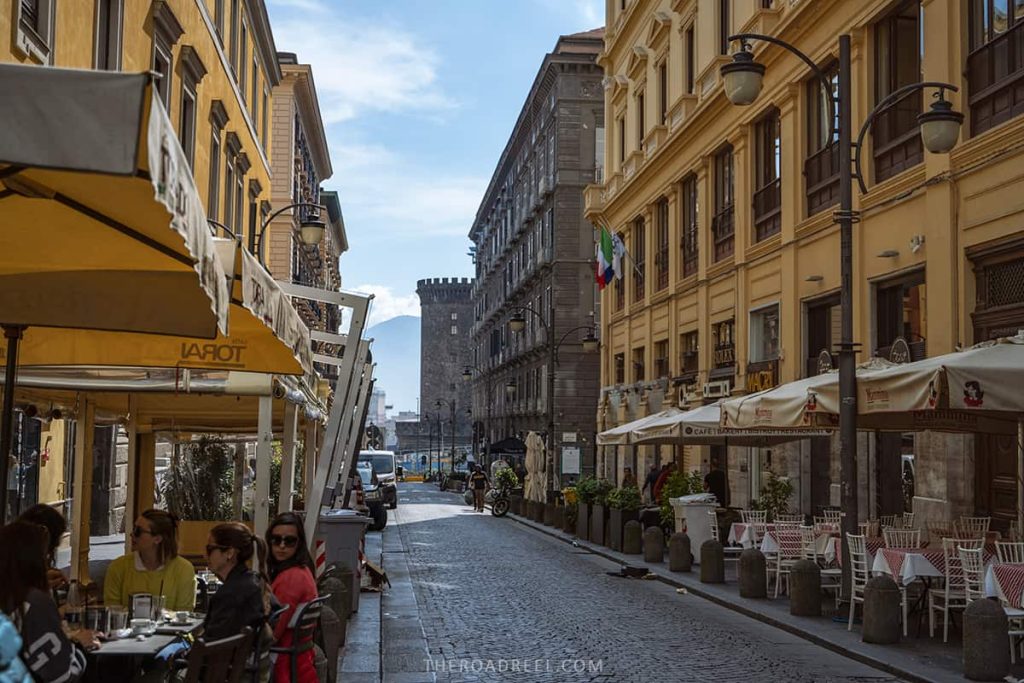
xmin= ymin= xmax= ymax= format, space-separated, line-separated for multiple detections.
xmin=0 ymin=325 xmax=24 ymax=525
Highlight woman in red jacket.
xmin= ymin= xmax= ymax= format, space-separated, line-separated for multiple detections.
xmin=266 ymin=512 xmax=319 ymax=682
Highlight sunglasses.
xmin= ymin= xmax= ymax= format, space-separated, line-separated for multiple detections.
xmin=131 ymin=526 xmax=154 ymax=538
xmin=205 ymin=544 xmax=229 ymax=556
xmin=269 ymin=535 xmax=299 ymax=548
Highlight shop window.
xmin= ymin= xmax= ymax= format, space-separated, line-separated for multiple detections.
xmin=873 ymin=1 xmax=923 ymax=183
xmin=875 ymin=273 xmax=926 ymax=360
xmin=805 ymin=63 xmax=840 ymax=215
xmin=749 ymin=305 xmax=780 ymax=362
xmin=805 ymin=295 xmax=840 ymax=377
xmin=712 ymin=145 xmax=734 ymax=261
xmin=712 ymin=319 xmax=736 ymax=373
xmin=967 ymin=0 xmax=1024 ymax=135
xmin=680 ymin=174 xmax=698 ymax=277
xmin=753 ymin=108 xmax=781 ymax=241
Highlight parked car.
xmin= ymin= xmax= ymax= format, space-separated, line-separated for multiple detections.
xmin=356 ymin=461 xmax=387 ymax=530
xmin=359 ymin=450 xmax=398 ymax=509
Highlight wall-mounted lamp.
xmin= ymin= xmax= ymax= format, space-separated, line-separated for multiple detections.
xmin=805 ymin=275 xmax=824 ymax=282
xmin=877 ymin=250 xmax=900 ymax=258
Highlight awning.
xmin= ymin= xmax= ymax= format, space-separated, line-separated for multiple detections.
xmin=0 ymin=63 xmax=229 ymax=337
xmin=597 ymin=408 xmax=685 ymax=445
xmin=632 ymin=402 xmax=830 ymax=446
xmin=4 ymin=240 xmax=313 ymax=376
xmin=487 ymin=436 xmax=527 ymax=454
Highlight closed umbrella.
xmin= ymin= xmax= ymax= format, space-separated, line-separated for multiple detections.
xmin=525 ymin=431 xmax=546 ymax=502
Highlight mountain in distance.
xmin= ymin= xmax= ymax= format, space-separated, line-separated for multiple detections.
xmin=366 ymin=315 xmax=420 ymax=414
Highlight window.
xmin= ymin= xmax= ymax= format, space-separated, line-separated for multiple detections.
xmin=654 ymin=340 xmax=669 ymax=378
xmin=262 ymin=87 xmax=270 ymax=151
xmin=680 ymin=174 xmax=698 ymax=278
xmin=685 ymin=26 xmax=695 ymax=94
xmin=451 ymin=312 xmax=458 ymax=320
xmin=655 ymin=198 xmax=669 ymax=291
xmin=679 ymin=331 xmax=699 ymax=376
xmin=208 ymin=130 xmax=221 ymax=220
xmin=632 ymin=216 xmax=646 ymax=302
xmin=618 ymin=115 xmax=626 ymax=165
xmin=151 ymin=2 xmax=182 ymax=111
xmin=214 ymin=0 xmax=225 ymax=40
xmin=451 ymin=326 xmax=458 ymax=335
xmin=595 ymin=125 xmax=605 ymax=182
xmin=152 ymin=43 xmax=173 ymax=110
xmin=239 ymin=19 xmax=249 ymax=103
xmin=223 ymin=155 xmax=235 ymax=235
xmin=967 ymin=0 xmax=1024 ymax=135
xmin=94 ymin=0 xmax=124 ymax=70
xmin=230 ymin=0 xmax=240 ymax=75
xmin=636 ymin=91 xmax=646 ymax=149
xmin=749 ymin=305 xmax=780 ymax=362
xmin=753 ymin=108 xmax=781 ymax=241
xmin=712 ymin=145 xmax=735 ymax=262
xmin=14 ymin=0 xmax=54 ymax=63
xmin=614 ymin=230 xmax=626 ymax=311
xmin=805 ymin=63 xmax=840 ymax=215
xmin=251 ymin=57 xmax=259 ymax=117
xmin=719 ymin=0 xmax=730 ymax=55
xmin=805 ymin=296 xmax=840 ymax=376
xmin=712 ymin=320 xmax=736 ymax=370
xmin=658 ymin=62 xmax=668 ymax=125
xmin=234 ymin=159 xmax=245 ymax=237
xmin=179 ymin=83 xmax=197 ymax=168
xmin=875 ymin=273 xmax=927 ymax=360
xmin=632 ymin=347 xmax=646 ymax=382
xmin=873 ymin=1 xmax=922 ymax=183
xmin=247 ymin=181 xmax=259 ymax=259
xmin=614 ymin=353 xmax=625 ymax=384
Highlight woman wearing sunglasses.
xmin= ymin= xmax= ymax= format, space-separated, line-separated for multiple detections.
xmin=203 ymin=521 xmax=273 ymax=642
xmin=265 ymin=512 xmax=318 ymax=682
xmin=104 ymin=509 xmax=196 ymax=612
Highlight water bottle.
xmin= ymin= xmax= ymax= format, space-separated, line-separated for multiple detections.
xmin=65 ymin=580 xmax=83 ymax=632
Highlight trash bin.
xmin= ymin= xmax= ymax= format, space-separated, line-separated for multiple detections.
xmin=669 ymin=494 xmax=718 ymax=565
xmin=317 ymin=510 xmax=370 ymax=614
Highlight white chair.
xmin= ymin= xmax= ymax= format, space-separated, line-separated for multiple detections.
xmin=959 ymin=545 xmax=1024 ymax=662
xmin=823 ymin=509 xmax=843 ymax=527
xmin=997 ymin=541 xmax=1024 ymax=564
xmin=768 ymin=529 xmax=803 ymax=598
xmin=801 ymin=527 xmax=841 ymax=604
xmin=709 ymin=510 xmax=742 ymax=563
xmin=880 ymin=514 xmax=900 ymax=529
xmin=741 ymin=509 xmax=767 ymax=524
xmin=847 ymin=534 xmax=871 ymax=632
xmin=958 ymin=516 xmax=991 ymax=537
xmin=902 ymin=512 xmax=916 ymax=529
xmin=928 ymin=538 xmax=980 ymax=642
xmin=776 ymin=514 xmax=804 ymax=525
xmin=883 ymin=527 xmax=922 ymax=549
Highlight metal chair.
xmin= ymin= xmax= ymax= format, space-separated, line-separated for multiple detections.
xmin=269 ymin=596 xmax=330 ymax=683
xmin=883 ymin=527 xmax=922 ymax=549
xmin=246 ymin=604 xmax=290 ymax=683
xmin=182 ymin=627 xmax=254 ymax=683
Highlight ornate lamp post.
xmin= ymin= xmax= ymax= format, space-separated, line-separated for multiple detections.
xmin=720 ymin=32 xmax=962 ymax=586
xmin=208 ymin=201 xmax=327 ymax=268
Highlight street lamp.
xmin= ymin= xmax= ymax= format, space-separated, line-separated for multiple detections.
xmin=720 ymin=32 xmax=962 ymax=584
xmin=508 ymin=305 xmax=598 ymax=492
xmin=208 ymin=201 xmax=327 ymax=268
xmin=436 ymin=398 xmax=456 ymax=473
xmin=462 ymin=364 xmax=505 ymax=467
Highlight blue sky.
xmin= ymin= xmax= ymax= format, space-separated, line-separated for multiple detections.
xmin=266 ymin=0 xmax=603 ymax=326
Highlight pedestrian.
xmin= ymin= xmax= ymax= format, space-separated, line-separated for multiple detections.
xmin=265 ymin=512 xmax=319 ymax=683
xmin=514 ymin=462 xmax=527 ymax=486
xmin=653 ymin=462 xmax=675 ymax=505
xmin=642 ymin=464 xmax=659 ymax=504
xmin=468 ymin=465 xmax=490 ymax=512
xmin=704 ymin=456 xmax=728 ymax=507
xmin=621 ymin=466 xmax=637 ymax=489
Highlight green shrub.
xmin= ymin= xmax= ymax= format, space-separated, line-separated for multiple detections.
xmin=658 ymin=470 xmax=705 ymax=527
xmin=495 ymin=467 xmax=518 ymax=491
xmin=751 ymin=472 xmax=794 ymax=522
xmin=592 ymin=479 xmax=614 ymax=506
xmin=607 ymin=485 xmax=642 ymax=511
xmin=576 ymin=476 xmax=599 ymax=504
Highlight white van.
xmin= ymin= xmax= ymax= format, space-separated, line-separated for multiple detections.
xmin=358 ymin=450 xmax=398 ymax=509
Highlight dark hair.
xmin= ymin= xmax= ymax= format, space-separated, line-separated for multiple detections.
xmin=210 ymin=522 xmax=271 ymax=608
xmin=141 ymin=509 xmax=180 ymax=563
xmin=17 ymin=503 xmax=66 ymax=565
xmin=265 ymin=512 xmax=315 ymax=580
xmin=0 ymin=522 xmax=50 ymax=616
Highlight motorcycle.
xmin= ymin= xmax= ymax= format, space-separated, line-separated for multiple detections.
xmin=490 ymin=485 xmax=510 ymax=517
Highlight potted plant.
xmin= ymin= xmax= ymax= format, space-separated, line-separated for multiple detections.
xmin=562 ymin=486 xmax=578 ymax=534
xmin=751 ymin=471 xmax=794 ymax=523
xmin=606 ymin=485 xmax=641 ymax=551
xmin=575 ymin=476 xmax=597 ymax=541
xmin=589 ymin=478 xmax=614 ymax=546
xmin=658 ymin=470 xmax=705 ymax=534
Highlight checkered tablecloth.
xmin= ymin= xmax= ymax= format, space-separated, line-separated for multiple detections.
xmin=825 ymin=537 xmax=885 ymax=567
xmin=760 ymin=529 xmax=831 ymax=557
xmin=985 ymin=563 xmax=1024 ymax=608
xmin=873 ymin=547 xmax=946 ymax=583
xmin=728 ymin=523 xmax=757 ymax=548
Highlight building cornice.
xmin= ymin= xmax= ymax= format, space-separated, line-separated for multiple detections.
xmin=245 ymin=0 xmax=282 ymax=85
xmin=282 ymin=61 xmax=332 ymax=181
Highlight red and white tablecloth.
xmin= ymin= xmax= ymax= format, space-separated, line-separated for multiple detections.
xmin=760 ymin=529 xmax=831 ymax=557
xmin=985 ymin=563 xmax=1024 ymax=608
xmin=825 ymin=537 xmax=885 ymax=567
xmin=873 ymin=547 xmax=993 ymax=584
xmin=728 ymin=523 xmax=759 ymax=548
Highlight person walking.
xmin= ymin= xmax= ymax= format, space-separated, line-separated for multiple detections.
xmin=468 ymin=465 xmax=490 ymax=513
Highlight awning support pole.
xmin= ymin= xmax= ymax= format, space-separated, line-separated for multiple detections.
xmin=0 ymin=325 xmax=24 ymax=524
xmin=335 ymin=370 xmax=375 ymax=506
xmin=1017 ymin=417 xmax=1023 ymax=538
xmin=70 ymin=397 xmax=95 ymax=583
xmin=304 ymin=420 xmax=318 ymax=509
xmin=279 ymin=402 xmax=298 ymax=514
xmin=123 ymin=395 xmax=138 ymax=555
xmin=254 ymin=395 xmax=273 ymax=538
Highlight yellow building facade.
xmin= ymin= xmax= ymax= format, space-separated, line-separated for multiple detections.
xmin=586 ymin=0 xmax=1024 ymax=528
xmin=2 ymin=0 xmax=279 ymax=526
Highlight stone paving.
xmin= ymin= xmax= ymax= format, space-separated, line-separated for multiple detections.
xmin=388 ymin=483 xmax=905 ymax=683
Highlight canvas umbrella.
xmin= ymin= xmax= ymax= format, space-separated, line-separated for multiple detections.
xmin=525 ymin=431 xmax=547 ymax=502
xmin=596 ymin=407 xmax=686 ymax=445
xmin=631 ymin=401 xmax=831 ymax=446
xmin=0 ymin=64 xmax=232 ymax=521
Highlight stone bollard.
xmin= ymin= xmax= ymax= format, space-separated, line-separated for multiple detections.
xmin=789 ymin=559 xmax=822 ymax=616
xmin=553 ymin=505 xmax=564 ymax=530
xmin=964 ymin=598 xmax=1011 ymax=681
xmin=862 ymin=575 xmax=901 ymax=644
xmin=668 ymin=533 xmax=692 ymax=572
xmin=643 ymin=527 xmax=665 ymax=562
xmin=534 ymin=500 xmax=546 ymax=523
xmin=738 ymin=548 xmax=767 ymax=598
xmin=544 ymin=502 xmax=556 ymax=526
xmin=700 ymin=539 xmax=725 ymax=584
xmin=562 ymin=508 xmax=575 ymax=534
xmin=623 ymin=520 xmax=643 ymax=555
xmin=319 ymin=605 xmax=342 ymax=683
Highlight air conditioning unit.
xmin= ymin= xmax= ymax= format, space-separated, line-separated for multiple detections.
xmin=677 ymin=385 xmax=699 ymax=407
xmin=702 ymin=380 xmax=731 ymax=399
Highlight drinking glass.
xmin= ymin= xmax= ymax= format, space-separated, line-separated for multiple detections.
xmin=151 ymin=595 xmax=166 ymax=621
xmin=108 ymin=606 xmax=128 ymax=633
xmin=64 ymin=606 xmax=83 ymax=633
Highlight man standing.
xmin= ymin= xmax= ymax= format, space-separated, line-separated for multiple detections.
xmin=642 ymin=464 xmax=659 ymax=504
xmin=468 ymin=465 xmax=490 ymax=513
xmin=704 ymin=455 xmax=728 ymax=507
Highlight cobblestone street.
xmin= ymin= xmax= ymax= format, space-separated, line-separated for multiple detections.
xmin=386 ymin=483 xmax=903 ymax=683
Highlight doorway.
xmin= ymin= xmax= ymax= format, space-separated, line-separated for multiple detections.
xmin=975 ymin=433 xmax=1017 ymax=533
xmin=810 ymin=437 xmax=831 ymax=514
xmin=875 ymin=433 xmax=910 ymax=517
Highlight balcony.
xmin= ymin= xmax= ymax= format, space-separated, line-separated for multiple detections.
xmin=643 ymin=125 xmax=668 ymax=160
xmin=623 ymin=150 xmax=643 ymax=181
xmin=583 ymin=183 xmax=605 ymax=216
xmin=967 ymin=19 xmax=1024 ymax=136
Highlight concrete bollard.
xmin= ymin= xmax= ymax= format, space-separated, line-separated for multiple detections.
xmin=738 ymin=548 xmax=767 ymax=598
xmin=700 ymin=539 xmax=725 ymax=584
xmin=562 ymin=508 xmax=575 ymax=533
xmin=643 ymin=527 xmax=664 ymax=562
xmin=862 ymin=575 xmax=901 ymax=644
xmin=668 ymin=533 xmax=692 ymax=572
xmin=553 ymin=505 xmax=564 ymax=530
xmin=529 ymin=500 xmax=541 ymax=522
xmin=543 ymin=502 xmax=556 ymax=526
xmin=964 ymin=598 xmax=1011 ymax=681
xmin=789 ymin=559 xmax=822 ymax=616
xmin=623 ymin=520 xmax=643 ymax=554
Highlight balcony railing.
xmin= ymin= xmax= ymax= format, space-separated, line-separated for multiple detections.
xmin=967 ymin=19 xmax=1024 ymax=136
xmin=805 ymin=142 xmax=840 ymax=216
xmin=871 ymin=88 xmax=923 ymax=183
xmin=711 ymin=205 xmax=735 ymax=262
xmin=752 ymin=178 xmax=781 ymax=242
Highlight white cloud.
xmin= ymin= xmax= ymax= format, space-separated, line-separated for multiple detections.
xmin=268 ymin=3 xmax=457 ymax=123
xmin=350 ymin=284 xmax=421 ymax=328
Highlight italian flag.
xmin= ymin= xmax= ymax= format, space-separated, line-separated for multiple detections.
xmin=594 ymin=227 xmax=623 ymax=290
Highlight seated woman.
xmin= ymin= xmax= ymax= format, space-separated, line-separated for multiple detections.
xmin=17 ymin=503 xmax=69 ymax=590
xmin=0 ymin=522 xmax=96 ymax=683
xmin=265 ymin=512 xmax=318 ymax=682
xmin=104 ymin=509 xmax=196 ymax=612
xmin=203 ymin=522 xmax=272 ymax=641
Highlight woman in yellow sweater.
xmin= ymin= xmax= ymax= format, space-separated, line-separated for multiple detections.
xmin=104 ymin=509 xmax=196 ymax=612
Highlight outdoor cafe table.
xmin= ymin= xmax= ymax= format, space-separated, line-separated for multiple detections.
xmin=984 ymin=563 xmax=1024 ymax=608
xmin=759 ymin=529 xmax=832 ymax=557
xmin=730 ymin=523 xmax=776 ymax=548
xmin=88 ymin=616 xmax=203 ymax=681
xmin=824 ymin=536 xmax=885 ymax=567
xmin=873 ymin=547 xmax=995 ymax=584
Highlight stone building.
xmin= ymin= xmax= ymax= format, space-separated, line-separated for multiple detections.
xmin=468 ymin=29 xmax=604 ymax=479
xmin=417 ymin=278 xmax=475 ymax=458
xmin=585 ymin=0 xmax=1024 ymax=529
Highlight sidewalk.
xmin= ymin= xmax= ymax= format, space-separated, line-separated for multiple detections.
xmin=507 ymin=510 xmax=987 ymax=683
xmin=338 ymin=530 xmax=384 ymax=683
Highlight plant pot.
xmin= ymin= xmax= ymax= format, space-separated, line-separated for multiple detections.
xmin=608 ymin=507 xmax=638 ymax=552
xmin=591 ymin=503 xmax=609 ymax=546
xmin=510 ymin=495 xmax=523 ymax=515
xmin=576 ymin=502 xmax=590 ymax=541
xmin=562 ymin=505 xmax=577 ymax=533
